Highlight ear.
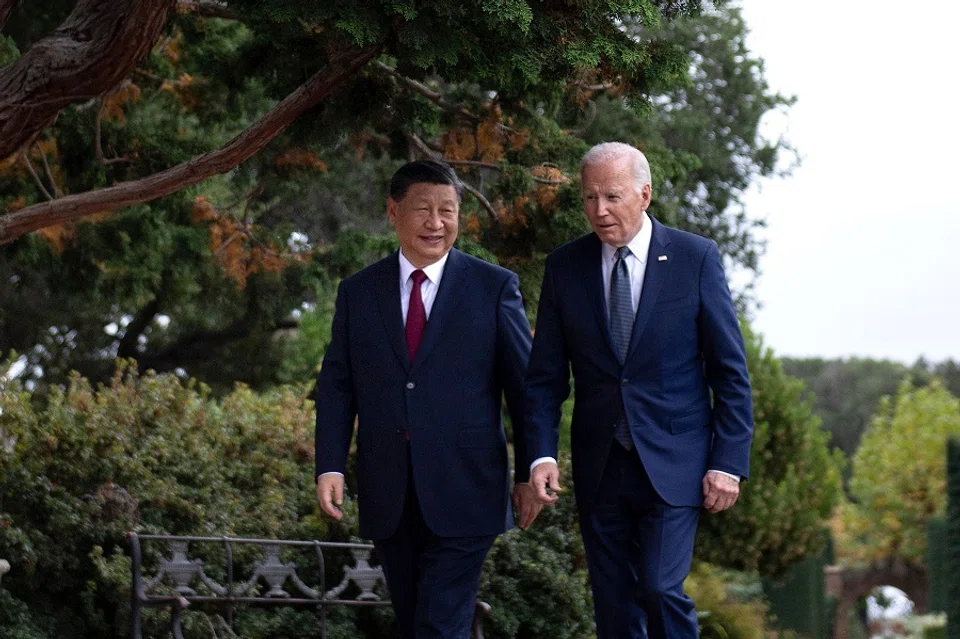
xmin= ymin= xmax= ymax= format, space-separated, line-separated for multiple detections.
xmin=640 ymin=183 xmax=652 ymax=209
xmin=386 ymin=197 xmax=399 ymax=227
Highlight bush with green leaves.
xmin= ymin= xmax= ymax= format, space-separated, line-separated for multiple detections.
xmin=1 ymin=348 xmax=837 ymax=636
xmin=0 ymin=360 xmax=363 ymax=638
xmin=695 ymin=324 xmax=845 ymax=577
xmin=479 ymin=460 xmax=593 ymax=638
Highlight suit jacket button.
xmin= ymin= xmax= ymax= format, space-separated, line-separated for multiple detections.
xmin=406 ymin=382 xmax=415 ymax=390
xmin=621 ymin=379 xmax=628 ymax=386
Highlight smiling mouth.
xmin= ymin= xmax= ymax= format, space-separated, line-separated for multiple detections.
xmin=420 ymin=235 xmax=444 ymax=244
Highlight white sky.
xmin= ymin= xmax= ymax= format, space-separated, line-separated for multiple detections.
xmin=737 ymin=0 xmax=960 ymax=363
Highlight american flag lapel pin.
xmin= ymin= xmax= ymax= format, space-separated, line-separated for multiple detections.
xmin=658 ymin=255 xmax=668 ymax=261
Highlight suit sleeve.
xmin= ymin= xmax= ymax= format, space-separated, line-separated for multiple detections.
xmin=496 ymin=272 xmax=534 ymax=483
xmin=314 ymin=279 xmax=358 ymax=478
xmin=698 ymin=242 xmax=754 ymax=480
xmin=523 ymin=255 xmax=571 ymax=464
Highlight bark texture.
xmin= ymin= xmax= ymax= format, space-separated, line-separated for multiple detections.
xmin=0 ymin=45 xmax=380 ymax=244
xmin=0 ymin=0 xmax=176 ymax=159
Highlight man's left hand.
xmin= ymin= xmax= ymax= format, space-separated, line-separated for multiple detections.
xmin=512 ymin=483 xmax=544 ymax=529
xmin=702 ymin=471 xmax=740 ymax=513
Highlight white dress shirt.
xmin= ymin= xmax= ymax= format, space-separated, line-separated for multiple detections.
xmin=530 ymin=213 xmax=739 ymax=483
xmin=399 ymin=250 xmax=448 ymax=322
xmin=600 ymin=211 xmax=652 ymax=318
xmin=319 ymin=250 xmax=450 ymax=480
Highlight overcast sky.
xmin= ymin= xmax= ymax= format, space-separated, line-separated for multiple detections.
xmin=736 ymin=0 xmax=960 ymax=363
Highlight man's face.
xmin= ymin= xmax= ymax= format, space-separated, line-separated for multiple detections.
xmin=387 ymin=182 xmax=459 ymax=268
xmin=581 ymin=156 xmax=651 ymax=247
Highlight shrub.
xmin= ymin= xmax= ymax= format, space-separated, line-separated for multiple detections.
xmin=0 ymin=361 xmax=335 ymax=638
xmin=696 ymin=325 xmax=845 ymax=577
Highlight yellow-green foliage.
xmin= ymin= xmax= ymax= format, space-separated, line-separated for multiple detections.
xmin=833 ymin=380 xmax=960 ymax=566
xmin=685 ymin=562 xmax=774 ymax=639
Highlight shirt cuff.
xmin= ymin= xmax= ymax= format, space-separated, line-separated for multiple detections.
xmin=318 ymin=471 xmax=344 ymax=479
xmin=530 ymin=457 xmax=558 ymax=474
xmin=707 ymin=469 xmax=740 ymax=482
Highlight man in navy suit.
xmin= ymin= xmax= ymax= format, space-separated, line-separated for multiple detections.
xmin=314 ymin=160 xmax=540 ymax=638
xmin=525 ymin=142 xmax=753 ymax=638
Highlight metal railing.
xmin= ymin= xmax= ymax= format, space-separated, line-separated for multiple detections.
xmin=129 ymin=533 xmax=489 ymax=639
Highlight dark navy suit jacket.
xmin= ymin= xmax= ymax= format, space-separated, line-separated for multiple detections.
xmin=315 ymin=248 xmax=532 ymax=540
xmin=524 ymin=217 xmax=753 ymax=508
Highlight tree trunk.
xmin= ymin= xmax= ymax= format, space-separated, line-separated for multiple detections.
xmin=0 ymin=0 xmax=176 ymax=160
xmin=0 ymin=45 xmax=381 ymax=244
xmin=0 ymin=0 xmax=18 ymax=32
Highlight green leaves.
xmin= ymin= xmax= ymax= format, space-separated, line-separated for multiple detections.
xmin=835 ymin=380 xmax=960 ymax=567
xmin=695 ymin=324 xmax=844 ymax=577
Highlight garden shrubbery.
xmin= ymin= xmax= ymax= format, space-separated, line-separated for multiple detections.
xmin=1 ymin=355 xmax=832 ymax=637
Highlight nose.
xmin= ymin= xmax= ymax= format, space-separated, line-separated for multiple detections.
xmin=424 ymin=210 xmax=444 ymax=229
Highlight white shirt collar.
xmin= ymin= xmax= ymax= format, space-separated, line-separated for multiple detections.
xmin=399 ymin=249 xmax=450 ymax=285
xmin=601 ymin=211 xmax=652 ymax=264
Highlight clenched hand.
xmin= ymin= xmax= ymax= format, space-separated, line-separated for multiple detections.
xmin=702 ymin=471 xmax=739 ymax=513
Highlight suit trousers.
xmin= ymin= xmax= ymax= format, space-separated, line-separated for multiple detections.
xmin=579 ymin=443 xmax=701 ymax=639
xmin=373 ymin=454 xmax=496 ymax=639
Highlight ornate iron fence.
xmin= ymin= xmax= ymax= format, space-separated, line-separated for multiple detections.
xmin=129 ymin=533 xmax=490 ymax=639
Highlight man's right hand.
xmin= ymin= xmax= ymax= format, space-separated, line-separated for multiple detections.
xmin=530 ymin=461 xmax=562 ymax=505
xmin=317 ymin=473 xmax=344 ymax=520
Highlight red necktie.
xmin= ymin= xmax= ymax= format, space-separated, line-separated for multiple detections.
xmin=405 ymin=269 xmax=428 ymax=361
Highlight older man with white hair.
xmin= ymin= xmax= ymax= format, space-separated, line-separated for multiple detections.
xmin=524 ymin=142 xmax=754 ymax=637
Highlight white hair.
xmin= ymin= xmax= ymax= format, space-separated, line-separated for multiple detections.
xmin=580 ymin=142 xmax=651 ymax=194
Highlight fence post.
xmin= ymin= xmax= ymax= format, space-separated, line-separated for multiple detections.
xmin=946 ymin=439 xmax=960 ymax=639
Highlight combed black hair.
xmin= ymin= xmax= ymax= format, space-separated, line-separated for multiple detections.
xmin=388 ymin=160 xmax=463 ymax=202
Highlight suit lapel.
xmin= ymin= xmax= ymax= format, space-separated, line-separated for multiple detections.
xmin=627 ymin=217 xmax=672 ymax=361
xmin=375 ymin=253 xmax=410 ymax=371
xmin=411 ymin=248 xmax=467 ymax=370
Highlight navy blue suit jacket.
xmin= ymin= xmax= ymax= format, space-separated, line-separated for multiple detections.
xmin=525 ymin=218 xmax=753 ymax=508
xmin=315 ymin=248 xmax=532 ymax=540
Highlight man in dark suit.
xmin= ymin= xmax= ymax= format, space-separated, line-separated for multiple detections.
xmin=314 ymin=160 xmax=540 ymax=639
xmin=525 ymin=142 xmax=753 ymax=638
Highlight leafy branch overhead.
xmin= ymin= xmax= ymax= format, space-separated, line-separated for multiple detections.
xmin=0 ymin=0 xmax=696 ymax=244
xmin=0 ymin=1 xmax=792 ymax=392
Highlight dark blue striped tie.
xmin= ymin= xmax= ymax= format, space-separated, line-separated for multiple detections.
xmin=609 ymin=246 xmax=634 ymax=450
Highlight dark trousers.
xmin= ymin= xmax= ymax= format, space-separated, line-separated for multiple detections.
xmin=373 ymin=464 xmax=495 ymax=639
xmin=579 ymin=443 xmax=701 ymax=638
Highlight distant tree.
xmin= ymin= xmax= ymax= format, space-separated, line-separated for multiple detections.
xmin=917 ymin=357 xmax=960 ymax=401
xmin=780 ymin=357 xmax=934 ymax=460
xmin=832 ymin=380 xmax=960 ymax=568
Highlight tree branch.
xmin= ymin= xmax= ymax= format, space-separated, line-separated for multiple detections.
xmin=36 ymin=141 xmax=62 ymax=197
xmin=175 ymin=1 xmax=237 ymax=21
xmin=0 ymin=0 xmax=177 ymax=160
xmin=438 ymin=157 xmax=568 ymax=185
xmin=0 ymin=0 xmax=18 ymax=33
xmin=374 ymin=61 xmax=482 ymax=124
xmin=21 ymin=153 xmax=54 ymax=201
xmin=0 ymin=45 xmax=381 ymax=244
xmin=95 ymin=102 xmax=131 ymax=166
xmin=406 ymin=133 xmax=499 ymax=220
